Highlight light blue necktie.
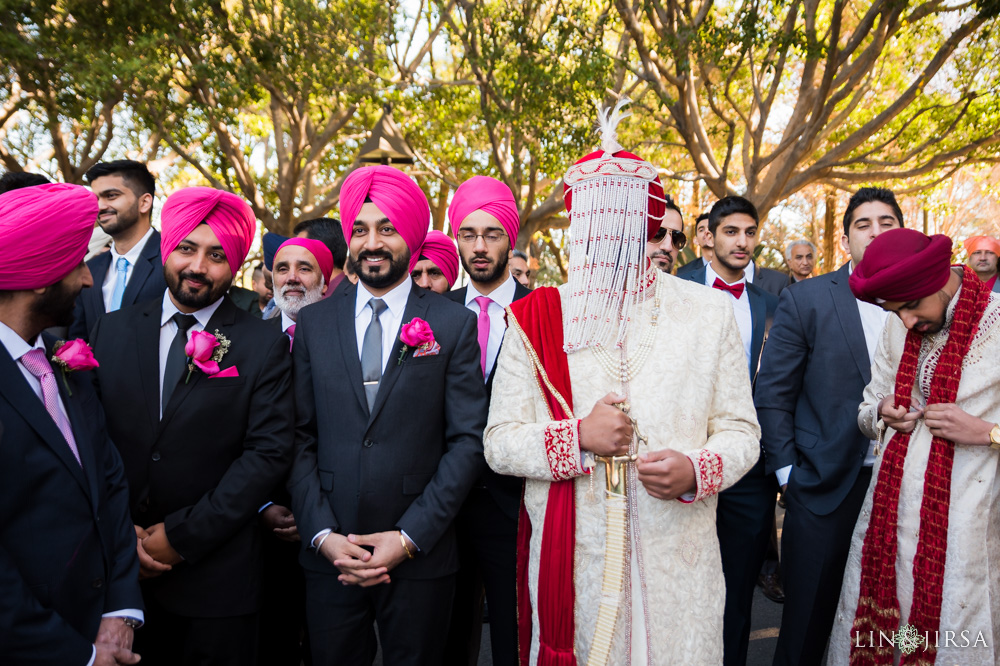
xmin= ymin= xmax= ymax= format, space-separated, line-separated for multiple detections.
xmin=110 ymin=256 xmax=129 ymax=312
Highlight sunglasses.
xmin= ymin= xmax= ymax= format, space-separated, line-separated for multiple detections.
xmin=650 ymin=227 xmax=687 ymax=250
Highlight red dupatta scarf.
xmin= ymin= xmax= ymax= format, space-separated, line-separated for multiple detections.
xmin=507 ymin=287 xmax=578 ymax=666
xmin=850 ymin=267 xmax=990 ymax=665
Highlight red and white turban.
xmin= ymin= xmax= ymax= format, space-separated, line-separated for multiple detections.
xmin=849 ymin=228 xmax=954 ymax=304
xmin=160 ymin=187 xmax=256 ymax=277
xmin=448 ymin=176 xmax=520 ymax=245
xmin=339 ymin=166 xmax=429 ymax=272
xmin=417 ymin=230 xmax=459 ymax=287
xmin=0 ymin=183 xmax=98 ymax=289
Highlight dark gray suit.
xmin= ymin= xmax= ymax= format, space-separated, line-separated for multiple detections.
xmin=289 ymin=281 xmax=488 ymax=665
xmin=70 ymin=230 xmax=166 ymax=340
xmin=754 ymin=263 xmax=875 ymax=665
xmin=752 ymin=263 xmax=791 ymax=296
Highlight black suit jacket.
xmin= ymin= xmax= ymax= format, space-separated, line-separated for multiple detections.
xmin=753 ymin=263 xmax=872 ymax=515
xmin=289 ymin=282 xmax=488 ymax=579
xmin=675 ymin=256 xmax=705 ymax=277
xmin=443 ymin=281 xmax=531 ymax=521
xmin=0 ymin=334 xmax=142 ymax=664
xmin=680 ymin=267 xmax=777 ymax=382
xmin=90 ymin=296 xmax=294 ymax=616
xmin=70 ymin=230 xmax=167 ymax=341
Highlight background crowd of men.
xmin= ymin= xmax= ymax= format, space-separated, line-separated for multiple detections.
xmin=1 ymin=155 xmax=999 ymax=666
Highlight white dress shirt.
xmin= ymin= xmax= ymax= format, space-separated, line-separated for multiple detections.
xmin=744 ymin=261 xmax=756 ymax=283
xmin=705 ymin=262 xmax=752 ymax=370
xmin=280 ymin=310 xmax=296 ymax=336
xmin=463 ymin=274 xmax=517 ymax=380
xmin=158 ymin=290 xmax=224 ymax=418
xmin=101 ymin=227 xmax=154 ymax=312
xmin=354 ymin=278 xmax=412 ymax=372
xmin=0 ymin=322 xmax=144 ymax=665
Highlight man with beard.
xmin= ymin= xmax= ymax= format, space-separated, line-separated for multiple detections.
xmin=646 ymin=195 xmax=687 ymax=274
xmin=826 ymin=228 xmax=1000 ymax=665
xmin=412 ymin=230 xmax=459 ymax=294
xmin=0 ymin=183 xmax=144 ymax=666
xmin=963 ymin=235 xmax=1000 ymax=292
xmin=70 ymin=160 xmax=166 ymax=340
xmin=89 ymin=186 xmax=295 ymax=666
xmin=272 ymin=237 xmax=334 ymax=339
xmin=679 ymin=195 xmax=778 ymax=665
xmin=441 ymin=175 xmax=531 ymax=666
xmin=288 ymin=165 xmax=487 ymax=665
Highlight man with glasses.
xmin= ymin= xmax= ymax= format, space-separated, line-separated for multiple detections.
xmin=646 ymin=196 xmax=688 ymax=274
xmin=442 ymin=175 xmax=530 ymax=666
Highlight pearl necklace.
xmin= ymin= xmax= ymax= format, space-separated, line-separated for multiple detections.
xmin=592 ymin=274 xmax=662 ymax=382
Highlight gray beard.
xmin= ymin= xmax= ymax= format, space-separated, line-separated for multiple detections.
xmin=273 ymin=280 xmax=325 ymax=317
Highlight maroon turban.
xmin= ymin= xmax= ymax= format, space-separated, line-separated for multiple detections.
xmin=563 ymin=149 xmax=665 ymax=240
xmin=0 ymin=183 xmax=98 ymax=289
xmin=849 ymin=228 xmax=954 ymax=304
xmin=275 ymin=238 xmax=334 ymax=285
xmin=417 ymin=230 xmax=459 ymax=287
xmin=339 ymin=166 xmax=429 ymax=272
xmin=160 ymin=187 xmax=256 ymax=277
xmin=448 ymin=176 xmax=520 ymax=245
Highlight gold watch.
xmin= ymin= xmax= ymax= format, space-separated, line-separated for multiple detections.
xmin=989 ymin=424 xmax=1000 ymax=451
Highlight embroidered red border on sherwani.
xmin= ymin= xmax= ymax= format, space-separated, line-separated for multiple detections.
xmin=507 ymin=287 xmax=579 ymax=666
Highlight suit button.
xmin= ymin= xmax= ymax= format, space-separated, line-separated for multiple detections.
xmin=151 ymin=452 xmax=161 ymax=462
xmin=138 ymin=499 xmax=149 ymax=513
xmin=363 ymin=439 xmax=373 ymax=448
xmin=91 ymin=578 xmax=103 ymax=589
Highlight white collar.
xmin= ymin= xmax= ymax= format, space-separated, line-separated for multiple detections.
xmin=160 ymin=290 xmax=225 ymax=329
xmin=706 ymin=261 xmax=747 ymax=287
xmin=280 ymin=310 xmax=296 ymax=333
xmin=0 ymin=320 xmax=44 ymax=362
xmin=354 ymin=277 xmax=413 ymax=319
xmin=110 ymin=226 xmax=155 ymax=267
xmin=464 ymin=273 xmax=517 ymax=308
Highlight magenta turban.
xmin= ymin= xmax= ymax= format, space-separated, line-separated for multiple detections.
xmin=160 ymin=187 xmax=256 ymax=277
xmin=849 ymin=228 xmax=954 ymax=304
xmin=448 ymin=176 xmax=520 ymax=246
xmin=0 ymin=183 xmax=98 ymax=289
xmin=417 ymin=230 xmax=459 ymax=287
xmin=275 ymin=238 xmax=334 ymax=285
xmin=339 ymin=166 xmax=429 ymax=272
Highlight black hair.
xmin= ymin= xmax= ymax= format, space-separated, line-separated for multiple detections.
xmin=511 ymin=249 xmax=529 ymax=261
xmin=293 ymin=217 xmax=348 ymax=270
xmin=663 ymin=193 xmax=683 ymax=221
xmin=841 ymin=187 xmax=903 ymax=235
xmin=0 ymin=171 xmax=50 ymax=195
xmin=253 ymin=263 xmax=264 ymax=277
xmin=708 ymin=196 xmax=759 ymax=235
xmin=84 ymin=160 xmax=156 ymax=198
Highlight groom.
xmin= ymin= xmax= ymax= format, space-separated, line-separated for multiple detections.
xmin=288 ymin=165 xmax=488 ymax=665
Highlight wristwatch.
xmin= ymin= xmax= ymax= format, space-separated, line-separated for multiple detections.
xmin=989 ymin=424 xmax=1000 ymax=451
xmin=121 ymin=617 xmax=141 ymax=629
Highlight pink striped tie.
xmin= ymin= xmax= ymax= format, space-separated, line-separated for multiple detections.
xmin=474 ymin=295 xmax=492 ymax=378
xmin=21 ymin=349 xmax=81 ymax=466
xmin=287 ymin=324 xmax=296 ymax=350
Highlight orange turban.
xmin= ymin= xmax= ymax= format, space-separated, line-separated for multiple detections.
xmin=963 ymin=235 xmax=1000 ymax=257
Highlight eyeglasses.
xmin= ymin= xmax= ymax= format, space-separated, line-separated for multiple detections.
xmin=650 ymin=228 xmax=687 ymax=250
xmin=456 ymin=230 xmax=507 ymax=244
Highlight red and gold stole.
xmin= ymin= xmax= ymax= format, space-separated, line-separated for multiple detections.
xmin=850 ymin=267 xmax=990 ymax=665
xmin=507 ymin=287 xmax=579 ymax=666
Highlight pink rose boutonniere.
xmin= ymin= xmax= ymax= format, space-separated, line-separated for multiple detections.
xmin=398 ymin=317 xmax=440 ymax=364
xmin=184 ymin=329 xmax=237 ymax=382
xmin=50 ymin=339 xmax=100 ymax=395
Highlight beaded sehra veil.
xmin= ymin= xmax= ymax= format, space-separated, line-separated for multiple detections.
xmin=562 ymin=99 xmax=666 ymax=354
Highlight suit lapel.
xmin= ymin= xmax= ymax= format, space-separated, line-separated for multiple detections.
xmin=830 ymin=264 xmax=872 ymax=382
xmin=0 ymin=344 xmax=90 ymax=495
xmin=121 ymin=232 xmax=160 ymax=307
xmin=49 ymin=338 xmax=100 ymax=505
xmin=367 ymin=287 xmax=428 ymax=426
xmin=135 ymin=299 xmax=164 ymax=434
xmin=85 ymin=252 xmax=112 ymax=321
xmin=337 ymin=285 xmax=368 ymax=413
xmin=747 ymin=285 xmax=767 ymax=380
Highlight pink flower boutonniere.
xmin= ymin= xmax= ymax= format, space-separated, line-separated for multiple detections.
xmin=185 ymin=329 xmax=236 ymax=382
xmin=50 ymin=339 xmax=100 ymax=396
xmin=398 ymin=317 xmax=439 ymax=364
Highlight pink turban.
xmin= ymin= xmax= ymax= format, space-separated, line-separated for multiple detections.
xmin=417 ymin=230 xmax=459 ymax=287
xmin=850 ymin=228 xmax=954 ymax=304
xmin=275 ymin=238 xmax=334 ymax=285
xmin=160 ymin=187 xmax=256 ymax=277
xmin=963 ymin=235 xmax=1000 ymax=257
xmin=448 ymin=176 xmax=520 ymax=246
xmin=339 ymin=166 xmax=429 ymax=271
xmin=0 ymin=183 xmax=98 ymax=289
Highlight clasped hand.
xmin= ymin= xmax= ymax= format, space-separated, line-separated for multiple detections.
xmin=135 ymin=522 xmax=181 ymax=580
xmin=318 ymin=531 xmax=413 ymax=587
xmin=879 ymin=399 xmax=992 ymax=446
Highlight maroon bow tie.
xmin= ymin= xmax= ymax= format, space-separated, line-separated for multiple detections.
xmin=713 ymin=277 xmax=745 ymax=299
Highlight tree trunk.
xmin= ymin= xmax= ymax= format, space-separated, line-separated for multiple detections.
xmin=822 ymin=191 xmax=837 ymax=273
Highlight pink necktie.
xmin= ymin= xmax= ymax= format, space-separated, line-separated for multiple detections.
xmin=21 ymin=348 xmax=82 ymax=466
xmin=474 ymin=296 xmax=492 ymax=378
xmin=287 ymin=324 xmax=296 ymax=350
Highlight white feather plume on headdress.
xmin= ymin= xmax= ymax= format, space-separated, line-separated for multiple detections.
xmin=596 ymin=98 xmax=632 ymax=155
